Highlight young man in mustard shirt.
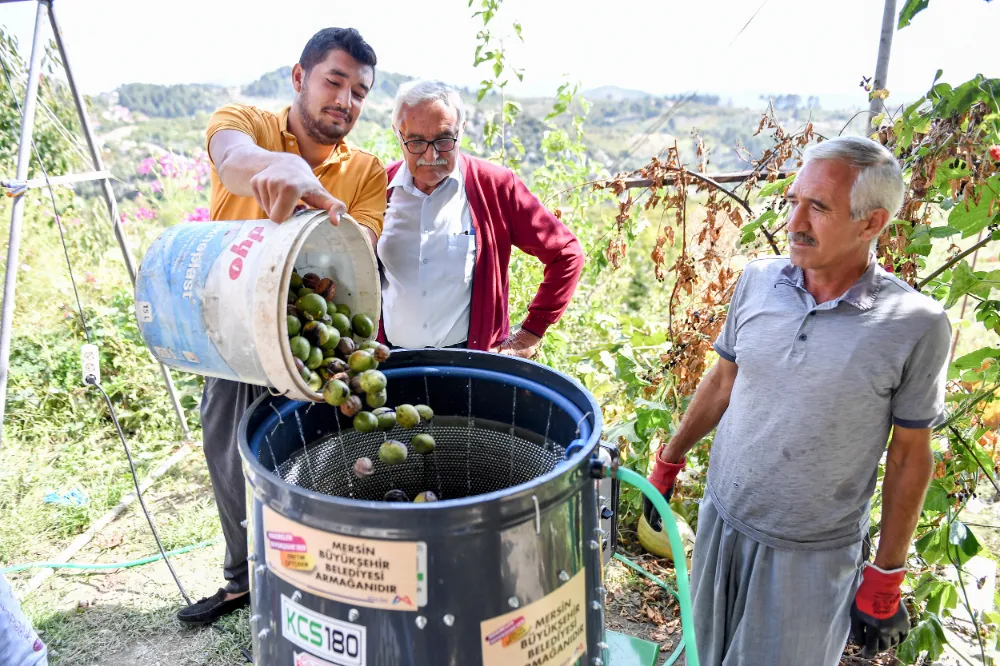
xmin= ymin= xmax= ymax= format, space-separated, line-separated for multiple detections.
xmin=179 ymin=27 xmax=387 ymax=625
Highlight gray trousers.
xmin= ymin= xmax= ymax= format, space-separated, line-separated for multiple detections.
xmin=200 ymin=377 xmax=266 ymax=593
xmin=690 ymin=493 xmax=864 ymax=666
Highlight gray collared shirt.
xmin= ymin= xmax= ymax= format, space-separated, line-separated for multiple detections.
xmin=707 ymin=256 xmax=951 ymax=550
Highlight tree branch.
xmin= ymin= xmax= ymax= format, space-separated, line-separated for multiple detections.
xmin=916 ymin=229 xmax=997 ymax=290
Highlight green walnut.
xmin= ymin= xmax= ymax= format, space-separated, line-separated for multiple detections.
xmin=378 ymin=440 xmax=408 ymax=465
xmin=322 ymin=379 xmax=350 ymax=407
xmin=395 ymin=404 xmax=420 ymax=429
xmin=411 ymin=433 xmax=436 ymax=454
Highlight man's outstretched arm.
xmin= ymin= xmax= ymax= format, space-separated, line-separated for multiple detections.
xmin=209 ymin=129 xmax=349 ymax=229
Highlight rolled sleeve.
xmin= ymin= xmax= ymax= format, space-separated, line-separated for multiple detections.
xmin=713 ymin=269 xmax=749 ymax=362
xmin=349 ymin=156 xmax=388 ymax=239
xmin=891 ymin=313 xmax=952 ymax=429
xmin=205 ymin=105 xmax=266 ymax=159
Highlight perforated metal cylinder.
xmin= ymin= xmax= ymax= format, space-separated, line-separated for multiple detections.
xmin=239 ymin=349 xmax=605 ymax=666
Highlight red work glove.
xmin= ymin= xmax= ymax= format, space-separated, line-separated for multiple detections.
xmin=850 ymin=563 xmax=910 ymax=658
xmin=642 ymin=455 xmax=685 ymax=532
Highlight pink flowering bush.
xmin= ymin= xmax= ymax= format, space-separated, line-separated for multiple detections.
xmin=183 ymin=207 xmax=210 ymax=222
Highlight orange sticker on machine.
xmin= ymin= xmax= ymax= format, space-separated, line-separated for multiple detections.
xmin=262 ymin=505 xmax=427 ymax=611
xmin=479 ymin=569 xmax=588 ymax=666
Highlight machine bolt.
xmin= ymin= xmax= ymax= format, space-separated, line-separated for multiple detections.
xmin=588 ymin=540 xmax=600 ymax=550
xmin=597 ymin=586 xmax=607 ymax=597
xmin=590 ymin=601 xmax=602 ymax=611
xmin=559 ymin=570 xmax=570 ymax=582
xmin=508 ymin=596 xmax=520 ymax=609
xmin=255 ymin=564 xmax=267 ymax=575
xmin=250 ymin=614 xmax=261 ymax=625
xmin=291 ymin=591 xmax=302 ymax=602
xmin=593 ymin=527 xmax=606 ymax=536
xmin=247 ymin=553 xmax=256 ymax=563
xmin=415 ymin=615 xmax=428 ymax=629
xmin=602 ymin=538 xmax=609 ymax=552
xmin=257 ymin=628 xmax=270 ymax=640
xmin=592 ymin=658 xmax=604 ymax=666
xmin=348 ymin=609 xmax=360 ymax=622
xmin=443 ymin=614 xmax=455 ymax=627
xmin=599 ymin=495 xmax=606 ymax=503
xmin=240 ymin=519 xmax=248 ymax=528
xmin=597 ymin=641 xmax=609 ymax=650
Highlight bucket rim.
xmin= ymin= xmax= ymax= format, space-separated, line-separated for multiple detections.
xmin=238 ymin=349 xmax=603 ymax=516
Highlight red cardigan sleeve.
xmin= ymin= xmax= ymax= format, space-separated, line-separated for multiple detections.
xmin=505 ymin=172 xmax=585 ymax=337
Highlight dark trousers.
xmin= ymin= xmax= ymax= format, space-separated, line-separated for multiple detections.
xmin=200 ymin=376 xmax=266 ymax=592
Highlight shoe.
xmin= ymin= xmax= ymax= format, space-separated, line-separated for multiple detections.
xmin=177 ymin=588 xmax=249 ymax=625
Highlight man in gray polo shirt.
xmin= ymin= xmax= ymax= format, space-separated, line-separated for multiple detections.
xmin=644 ymin=136 xmax=951 ymax=665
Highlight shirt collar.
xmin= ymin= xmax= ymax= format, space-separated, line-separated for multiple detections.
xmin=278 ymin=106 xmax=352 ymax=167
xmin=774 ymin=255 xmax=883 ymax=311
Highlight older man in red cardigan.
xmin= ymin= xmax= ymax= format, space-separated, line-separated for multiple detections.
xmin=375 ymin=80 xmax=583 ymax=357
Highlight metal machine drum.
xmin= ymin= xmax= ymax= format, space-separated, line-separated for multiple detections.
xmin=239 ymin=348 xmax=608 ymax=666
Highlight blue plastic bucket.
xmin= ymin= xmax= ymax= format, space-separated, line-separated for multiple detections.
xmin=134 ymin=210 xmax=380 ymax=401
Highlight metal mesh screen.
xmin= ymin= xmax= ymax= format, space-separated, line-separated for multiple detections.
xmin=272 ymin=416 xmax=565 ymax=501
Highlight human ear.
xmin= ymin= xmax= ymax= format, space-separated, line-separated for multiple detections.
xmin=291 ymin=64 xmax=304 ymax=94
xmin=862 ymin=209 xmax=890 ymax=242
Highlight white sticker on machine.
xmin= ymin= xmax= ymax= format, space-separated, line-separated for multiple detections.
xmin=263 ymin=505 xmax=426 ymax=611
xmin=479 ymin=568 xmax=588 ymax=666
xmin=282 ymin=594 xmax=366 ymax=666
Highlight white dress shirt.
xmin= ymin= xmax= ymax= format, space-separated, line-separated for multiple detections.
xmin=377 ymin=161 xmax=476 ymax=348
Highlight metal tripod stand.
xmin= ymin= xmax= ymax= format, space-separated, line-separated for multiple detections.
xmin=0 ymin=0 xmax=190 ymax=442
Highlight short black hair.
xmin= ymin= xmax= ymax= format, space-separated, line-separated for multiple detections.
xmin=299 ymin=28 xmax=377 ymax=77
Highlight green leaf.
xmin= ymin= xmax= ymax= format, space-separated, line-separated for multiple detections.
xmin=898 ymin=0 xmax=930 ymax=29
xmin=741 ymin=209 xmax=777 ymax=245
xmin=896 ymin=614 xmax=947 ymax=662
xmin=916 ymin=521 xmax=982 ymax=565
xmin=922 ymin=480 xmax=951 ymax=513
xmin=492 ymin=60 xmax=503 ymax=79
xmin=513 ymin=21 xmax=523 ymax=41
xmin=605 ymin=418 xmax=639 ymax=444
xmin=929 ymin=225 xmax=959 ymax=238
xmin=948 ymin=196 xmax=996 ymax=239
xmin=944 ymin=260 xmax=981 ymax=309
xmin=952 ymin=346 xmax=1000 ymax=370
xmin=757 ymin=175 xmax=795 ymax=198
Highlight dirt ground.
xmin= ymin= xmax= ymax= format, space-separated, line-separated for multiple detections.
xmin=9 ymin=447 xmax=996 ymax=665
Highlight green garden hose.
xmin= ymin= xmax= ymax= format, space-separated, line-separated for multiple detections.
xmin=611 ymin=552 xmax=685 ymax=666
xmin=0 ymin=538 xmax=218 ymax=575
xmin=615 ymin=466 xmax=700 ymax=666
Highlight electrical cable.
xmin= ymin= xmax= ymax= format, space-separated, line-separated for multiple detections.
xmin=1 ymin=48 xmax=253 ymax=663
xmin=87 ymin=379 xmax=193 ymax=605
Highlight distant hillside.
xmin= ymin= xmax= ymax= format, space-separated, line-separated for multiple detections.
xmin=116 ymin=83 xmax=230 ymax=118
xmin=242 ymin=67 xmax=414 ymax=101
xmin=99 ymin=67 xmax=864 ymax=176
xmin=584 ymin=85 xmax=651 ymax=101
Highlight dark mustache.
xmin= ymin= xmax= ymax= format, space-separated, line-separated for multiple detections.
xmin=322 ymin=106 xmax=352 ymax=123
xmin=788 ymin=232 xmax=817 ymax=246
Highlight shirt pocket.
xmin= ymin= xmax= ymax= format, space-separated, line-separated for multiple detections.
xmin=447 ymin=234 xmax=476 ymax=283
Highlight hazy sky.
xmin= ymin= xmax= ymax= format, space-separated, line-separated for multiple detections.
xmin=0 ymin=0 xmax=995 ymax=108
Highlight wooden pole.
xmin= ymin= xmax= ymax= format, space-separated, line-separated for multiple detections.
xmin=867 ymin=0 xmax=898 ymax=133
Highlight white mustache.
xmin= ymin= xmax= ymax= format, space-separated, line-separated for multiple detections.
xmin=416 ymin=157 xmax=449 ymax=167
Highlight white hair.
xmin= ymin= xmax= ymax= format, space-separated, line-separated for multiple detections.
xmin=802 ymin=136 xmax=905 ymax=221
xmin=391 ymin=79 xmax=466 ymax=131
